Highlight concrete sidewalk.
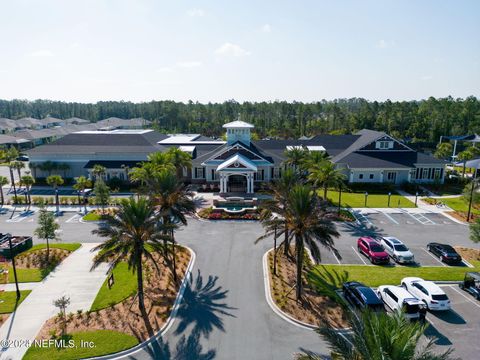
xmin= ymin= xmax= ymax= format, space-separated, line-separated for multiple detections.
xmin=0 ymin=243 xmax=108 ymax=360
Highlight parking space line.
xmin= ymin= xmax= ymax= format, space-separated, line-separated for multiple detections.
xmin=421 ymin=248 xmax=447 ymax=267
xmin=354 ymin=211 xmax=373 ymax=226
xmin=382 ymin=212 xmax=399 ymax=224
xmin=66 ymin=214 xmax=81 ymax=223
xmin=331 ymin=250 xmax=341 ymax=264
xmin=351 ymin=246 xmax=368 ymax=265
xmin=449 ymin=285 xmax=480 ymax=309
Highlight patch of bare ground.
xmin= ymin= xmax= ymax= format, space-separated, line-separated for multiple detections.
xmin=454 ymin=246 xmax=480 ymax=262
xmin=0 ymin=314 xmax=8 ymax=326
xmin=35 ymin=247 xmax=191 ymax=342
xmin=268 ymin=247 xmax=347 ymax=328
xmin=446 ymin=211 xmax=478 ymax=223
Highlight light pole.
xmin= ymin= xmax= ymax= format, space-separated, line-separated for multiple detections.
xmin=7 ymin=234 xmax=20 ymax=299
xmin=467 ymin=179 xmax=477 ymax=222
xmin=338 ymin=183 xmax=342 ymax=214
xmin=415 ymin=192 xmax=419 ymax=206
xmin=388 ymin=192 xmax=391 ymax=207
xmin=364 ymin=192 xmax=368 ymax=207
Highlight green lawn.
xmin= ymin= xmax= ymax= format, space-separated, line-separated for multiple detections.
xmin=0 ymin=290 xmax=31 ymax=313
xmin=24 ymin=243 xmax=81 ymax=254
xmin=82 ymin=212 xmax=102 ymax=221
xmin=23 ymin=330 xmax=138 ymax=360
xmin=439 ymin=196 xmax=480 ymax=215
xmin=313 ymin=261 xmax=480 ymax=288
xmin=326 ymin=190 xmax=416 ymax=208
xmin=90 ymin=262 xmax=137 ymax=311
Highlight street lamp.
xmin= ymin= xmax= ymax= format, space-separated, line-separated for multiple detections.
xmin=388 ymin=192 xmax=391 ymax=207
xmin=7 ymin=234 xmax=20 ymax=299
xmin=415 ymin=192 xmax=419 ymax=206
xmin=364 ymin=192 xmax=368 ymax=207
xmin=338 ymin=183 xmax=342 ymax=214
xmin=467 ymin=179 xmax=477 ymax=222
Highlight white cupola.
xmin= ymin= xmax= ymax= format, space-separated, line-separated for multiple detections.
xmin=223 ymin=120 xmax=254 ymax=146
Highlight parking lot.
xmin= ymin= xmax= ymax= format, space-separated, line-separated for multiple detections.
xmin=426 ymin=285 xmax=480 ymax=360
xmin=319 ymin=209 xmax=477 ymax=268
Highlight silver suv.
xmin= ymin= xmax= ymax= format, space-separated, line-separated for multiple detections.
xmin=379 ymin=236 xmax=415 ymax=264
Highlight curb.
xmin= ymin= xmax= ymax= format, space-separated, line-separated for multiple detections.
xmin=262 ymin=249 xmax=317 ymax=331
xmin=85 ymin=246 xmax=197 ymax=360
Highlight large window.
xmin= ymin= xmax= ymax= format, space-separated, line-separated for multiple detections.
xmin=194 ymin=167 xmax=205 ymax=179
xmin=376 ymin=141 xmax=393 ymax=149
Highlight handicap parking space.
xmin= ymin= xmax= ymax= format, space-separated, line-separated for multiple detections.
xmin=425 ymin=285 xmax=480 ymax=359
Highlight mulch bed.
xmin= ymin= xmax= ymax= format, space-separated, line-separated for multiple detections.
xmin=268 ymin=247 xmax=347 ymax=328
xmin=15 ymin=248 xmax=71 ymax=269
xmin=35 ymin=247 xmax=191 ymax=342
xmin=454 ymin=247 xmax=480 ymax=262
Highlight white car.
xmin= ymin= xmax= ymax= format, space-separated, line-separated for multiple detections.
xmin=377 ymin=285 xmax=424 ymax=320
xmin=401 ymin=277 xmax=451 ymax=311
xmin=379 ymin=236 xmax=415 ymax=264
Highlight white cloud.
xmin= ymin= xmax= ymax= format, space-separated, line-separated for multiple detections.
xmin=177 ymin=61 xmax=202 ymax=68
xmin=421 ymin=75 xmax=433 ymax=81
xmin=29 ymin=49 xmax=54 ymax=57
xmin=261 ymin=24 xmax=272 ymax=33
xmin=215 ymin=42 xmax=251 ymax=57
xmin=187 ymin=8 xmax=205 ymax=17
xmin=376 ymin=39 xmax=395 ymax=49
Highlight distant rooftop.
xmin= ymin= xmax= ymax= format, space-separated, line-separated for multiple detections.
xmin=75 ymin=129 xmax=153 ymax=135
xmin=223 ymin=120 xmax=254 ymax=129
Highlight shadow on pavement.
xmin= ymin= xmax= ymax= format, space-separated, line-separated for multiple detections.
xmin=131 ymin=270 xmax=236 ymax=359
xmin=340 ymin=221 xmax=385 ymax=238
xmin=429 ymin=309 xmax=466 ymax=325
xmin=425 ymin=324 xmax=453 ymax=346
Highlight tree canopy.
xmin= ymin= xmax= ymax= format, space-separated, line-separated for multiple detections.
xmin=1 ymin=97 xmax=479 ymax=144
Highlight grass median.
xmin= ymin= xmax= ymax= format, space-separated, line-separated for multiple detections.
xmin=90 ymin=262 xmax=137 ymax=311
xmin=23 ymin=330 xmax=139 ymax=360
xmin=0 ymin=290 xmax=31 ymax=313
xmin=313 ymin=261 xmax=480 ymax=288
xmin=326 ymin=190 xmax=416 ymax=208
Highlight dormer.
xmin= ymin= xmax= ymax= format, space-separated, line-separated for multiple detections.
xmin=375 ymin=139 xmax=394 ymax=150
xmin=223 ymin=120 xmax=254 ymax=146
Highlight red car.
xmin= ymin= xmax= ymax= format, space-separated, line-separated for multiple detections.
xmin=357 ymin=237 xmax=390 ymax=264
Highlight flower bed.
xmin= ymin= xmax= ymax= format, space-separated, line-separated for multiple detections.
xmin=197 ymin=206 xmax=259 ymax=220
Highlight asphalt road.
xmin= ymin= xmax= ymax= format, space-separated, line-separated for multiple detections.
xmin=2 ymin=208 xmax=480 ymax=359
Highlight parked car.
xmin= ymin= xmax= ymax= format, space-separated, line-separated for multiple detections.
xmin=426 ymin=243 xmax=462 ymax=265
xmin=401 ymin=277 xmax=450 ymax=311
xmin=379 ymin=236 xmax=415 ymax=264
xmin=459 ymin=272 xmax=480 ymax=300
xmin=377 ymin=285 xmax=424 ymax=320
xmin=16 ymin=155 xmax=29 ymax=162
xmin=342 ymin=281 xmax=384 ymax=312
xmin=357 ymin=237 xmax=390 ymax=264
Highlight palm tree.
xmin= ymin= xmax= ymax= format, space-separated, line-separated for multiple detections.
xmin=0 ymin=176 xmax=8 ymax=207
xmin=46 ymin=175 xmax=64 ymax=213
xmin=92 ymin=164 xmax=106 ymax=181
xmin=284 ymin=147 xmax=307 ymax=172
xmin=91 ymin=197 xmax=168 ymax=337
xmin=258 ymin=169 xmax=300 ymax=258
xmin=300 ymin=150 xmax=328 ymax=172
xmin=150 ymin=169 xmax=195 ymax=284
xmin=58 ymin=163 xmax=71 ymax=178
xmin=2 ymin=148 xmax=19 ymax=203
xmin=10 ymin=160 xmax=25 ymax=182
xmin=166 ymin=147 xmax=192 ymax=180
xmin=73 ymin=176 xmax=92 ymax=213
xmin=285 ymin=184 xmax=340 ymax=300
xmin=296 ymin=310 xmax=454 ymax=360
xmin=21 ymin=175 xmax=35 ymax=207
xmin=308 ymin=161 xmax=345 ymax=200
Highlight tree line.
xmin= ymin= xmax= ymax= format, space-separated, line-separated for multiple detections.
xmin=1 ymin=97 xmax=479 ymax=144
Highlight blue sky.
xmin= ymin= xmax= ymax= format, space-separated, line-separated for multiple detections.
xmin=0 ymin=0 xmax=478 ymax=103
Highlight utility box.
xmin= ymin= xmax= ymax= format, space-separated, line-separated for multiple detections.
xmin=0 ymin=233 xmax=33 ymax=259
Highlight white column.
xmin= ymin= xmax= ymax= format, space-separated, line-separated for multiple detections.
xmin=246 ymin=174 xmax=250 ymax=193
xmin=224 ymin=174 xmax=228 ymax=193
xmin=219 ymin=174 xmax=223 ymax=193
xmin=249 ymin=173 xmax=254 ymax=193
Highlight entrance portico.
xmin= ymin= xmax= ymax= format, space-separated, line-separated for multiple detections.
xmin=217 ymin=154 xmax=256 ymax=194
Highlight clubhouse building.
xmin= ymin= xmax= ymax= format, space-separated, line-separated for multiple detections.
xmin=27 ymin=120 xmax=445 ymax=193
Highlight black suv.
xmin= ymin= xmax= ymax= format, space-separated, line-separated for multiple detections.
xmin=427 ymin=243 xmax=462 ymax=265
xmin=342 ymin=281 xmax=384 ymax=312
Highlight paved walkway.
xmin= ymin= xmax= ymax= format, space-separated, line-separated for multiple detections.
xmin=0 ymin=243 xmax=108 ymax=360
xmin=0 ymin=282 xmax=39 ymax=292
